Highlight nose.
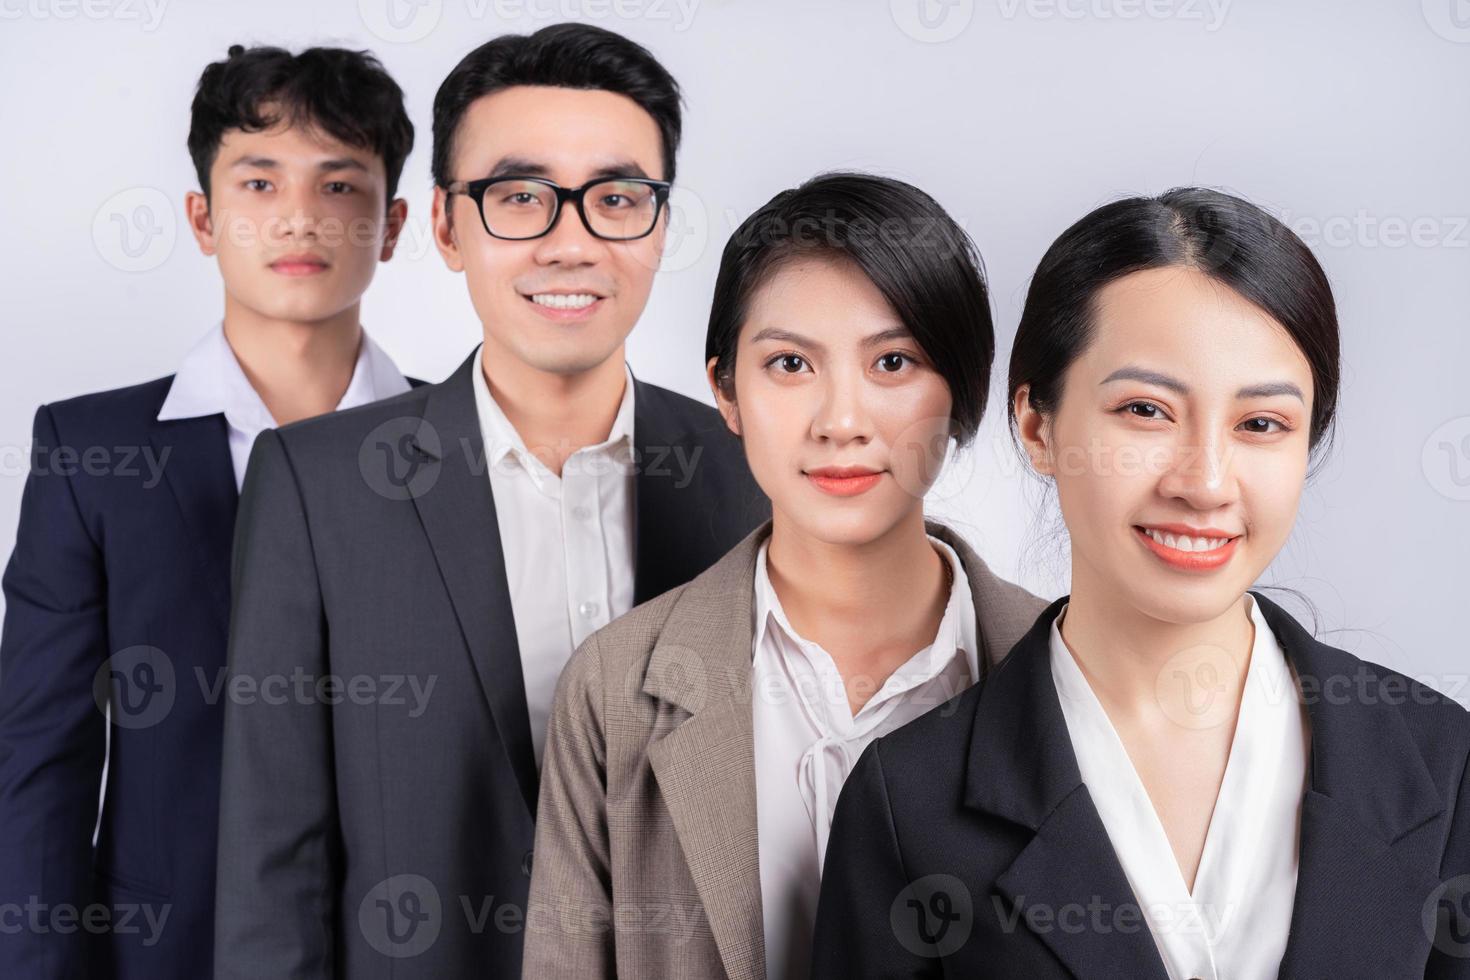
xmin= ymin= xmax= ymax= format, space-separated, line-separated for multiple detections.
xmin=810 ymin=369 xmax=875 ymax=446
xmin=1155 ymin=423 xmax=1239 ymax=513
xmin=531 ymin=201 xmax=608 ymax=268
xmin=273 ymin=183 xmax=319 ymax=243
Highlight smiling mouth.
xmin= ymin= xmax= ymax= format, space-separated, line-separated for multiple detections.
xmin=1132 ymin=525 xmax=1242 ymax=571
xmin=526 ymin=292 xmax=602 ymax=310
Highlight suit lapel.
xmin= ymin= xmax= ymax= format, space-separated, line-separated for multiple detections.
xmin=964 ymin=599 xmax=1171 ymax=980
xmin=150 ymin=412 xmax=237 ymax=634
xmin=1253 ymin=593 xmax=1445 ymax=976
xmin=644 ymin=522 xmax=771 ymax=980
xmin=407 ymin=352 xmax=538 ymax=815
xmin=631 ymin=375 xmax=692 ymax=605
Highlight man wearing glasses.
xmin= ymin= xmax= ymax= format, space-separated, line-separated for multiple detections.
xmin=212 ymin=23 xmax=768 ymax=980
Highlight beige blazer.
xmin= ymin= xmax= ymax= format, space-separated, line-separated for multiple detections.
xmin=522 ymin=518 xmax=1049 ymax=980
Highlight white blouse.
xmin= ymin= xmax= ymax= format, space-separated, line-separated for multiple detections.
xmin=1049 ymin=593 xmax=1311 ymax=980
xmin=752 ymin=535 xmax=978 ymax=980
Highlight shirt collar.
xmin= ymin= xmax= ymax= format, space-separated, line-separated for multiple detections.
xmin=752 ymin=533 xmax=980 ymax=697
xmin=156 ymin=321 xmax=410 ymax=428
xmin=469 ymin=341 xmax=637 ymax=477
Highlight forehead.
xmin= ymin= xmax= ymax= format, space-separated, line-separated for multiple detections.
xmin=1083 ymin=265 xmax=1311 ymax=383
xmin=450 ymin=85 xmax=665 ymax=183
xmin=214 ymin=116 xmax=383 ymax=175
xmin=743 ymin=255 xmax=903 ymax=342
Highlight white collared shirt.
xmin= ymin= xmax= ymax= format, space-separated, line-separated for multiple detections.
xmin=752 ymin=535 xmax=978 ymax=980
xmin=1049 ymin=592 xmax=1310 ymax=980
xmin=156 ymin=321 xmax=410 ymax=490
xmin=470 ymin=345 xmax=637 ymax=768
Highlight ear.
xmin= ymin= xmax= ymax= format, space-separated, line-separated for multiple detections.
xmin=706 ymin=356 xmax=740 ymax=437
xmin=1012 ymin=383 xmax=1055 ymax=477
xmin=185 ymin=190 xmax=216 ymax=256
xmin=379 ymin=197 xmax=409 ymax=261
xmin=431 ymin=185 xmax=464 ymax=272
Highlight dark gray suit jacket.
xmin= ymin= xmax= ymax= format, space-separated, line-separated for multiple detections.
xmin=213 ymin=350 xmax=769 ymax=979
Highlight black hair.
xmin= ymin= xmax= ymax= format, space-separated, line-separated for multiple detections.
xmin=431 ymin=23 xmax=682 ymax=190
xmin=188 ymin=44 xmax=414 ymax=205
xmin=1008 ymin=187 xmax=1341 ymax=457
xmin=704 ymin=171 xmax=994 ymax=445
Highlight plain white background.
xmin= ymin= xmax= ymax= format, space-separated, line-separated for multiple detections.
xmin=1 ymin=0 xmax=1466 ymax=700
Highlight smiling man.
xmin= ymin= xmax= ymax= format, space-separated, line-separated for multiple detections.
xmin=0 ymin=45 xmax=418 ymax=980
xmin=212 ymin=24 xmax=768 ymax=979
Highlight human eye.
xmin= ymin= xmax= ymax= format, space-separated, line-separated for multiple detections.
xmin=764 ymin=352 xmax=811 ymax=375
xmin=1117 ymin=399 xmax=1172 ymax=422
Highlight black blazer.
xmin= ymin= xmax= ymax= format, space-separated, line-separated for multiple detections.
xmin=0 ymin=371 xmax=423 ymax=980
xmin=212 ymin=349 xmax=769 ymax=979
xmin=813 ymin=592 xmax=1470 ymax=979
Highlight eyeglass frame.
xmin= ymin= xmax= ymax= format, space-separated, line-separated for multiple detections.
xmin=441 ymin=174 xmax=673 ymax=241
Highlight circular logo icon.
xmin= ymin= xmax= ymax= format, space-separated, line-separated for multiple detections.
xmin=888 ymin=415 xmax=965 ymax=501
xmin=93 ymin=187 xmax=176 ymax=273
xmin=1423 ymin=416 xmax=1470 ymax=501
xmin=1154 ymin=642 xmax=1241 ymax=731
xmin=358 ymin=416 xmax=442 ymax=501
xmin=1423 ymin=0 xmax=1470 ymax=42
xmin=93 ymin=645 xmax=176 ymax=730
xmin=890 ymin=873 xmax=974 ymax=958
xmin=359 ymin=873 xmax=442 ymax=958
xmin=652 ymin=185 xmax=711 ymax=274
xmin=1423 ymin=874 xmax=1470 ymax=958
xmin=890 ymin=0 xmax=976 ymax=43
xmin=358 ymin=0 xmax=442 ymax=43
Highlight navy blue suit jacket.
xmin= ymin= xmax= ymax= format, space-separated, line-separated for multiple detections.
xmin=814 ymin=593 xmax=1470 ymax=979
xmin=0 ymin=371 xmax=423 ymax=979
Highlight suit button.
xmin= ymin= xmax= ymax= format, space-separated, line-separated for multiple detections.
xmin=522 ymin=850 xmax=534 ymax=876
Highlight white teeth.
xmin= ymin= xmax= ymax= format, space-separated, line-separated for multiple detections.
xmin=1143 ymin=528 xmax=1231 ymax=552
xmin=530 ymin=293 xmax=598 ymax=310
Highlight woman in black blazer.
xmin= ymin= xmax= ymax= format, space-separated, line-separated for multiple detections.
xmin=812 ymin=189 xmax=1470 ymax=979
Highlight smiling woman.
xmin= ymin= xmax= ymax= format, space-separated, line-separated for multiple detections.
xmin=811 ymin=187 xmax=1470 ymax=979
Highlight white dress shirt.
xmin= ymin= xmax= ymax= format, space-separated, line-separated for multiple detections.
xmin=752 ymin=536 xmax=978 ymax=980
xmin=1049 ymin=592 xmax=1310 ymax=980
xmin=156 ymin=321 xmax=410 ymax=490
xmin=470 ymin=345 xmax=637 ymax=768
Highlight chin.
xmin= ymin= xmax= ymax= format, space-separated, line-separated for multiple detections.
xmin=776 ymin=498 xmax=904 ymax=549
xmin=1116 ymin=574 xmax=1250 ymax=627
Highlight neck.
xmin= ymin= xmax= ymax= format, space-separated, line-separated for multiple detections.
xmin=1060 ymin=555 xmax=1255 ymax=720
xmin=222 ymin=294 xmax=364 ymax=427
xmin=764 ymin=505 xmax=948 ymax=661
xmin=479 ymin=335 xmax=629 ymax=478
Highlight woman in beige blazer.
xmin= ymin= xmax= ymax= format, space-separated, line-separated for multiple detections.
xmin=522 ymin=172 xmax=1047 ymax=980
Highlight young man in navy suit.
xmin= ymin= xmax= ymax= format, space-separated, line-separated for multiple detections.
xmin=0 ymin=45 xmax=419 ymax=980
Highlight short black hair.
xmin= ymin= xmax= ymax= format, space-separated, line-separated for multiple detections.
xmin=705 ymin=171 xmax=995 ymax=445
xmin=188 ymin=44 xmax=414 ymax=205
xmin=431 ymin=23 xmax=682 ymax=189
xmin=1008 ymin=187 xmax=1341 ymax=456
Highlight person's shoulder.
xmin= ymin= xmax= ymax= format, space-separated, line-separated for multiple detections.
xmin=263 ymin=382 xmax=433 ymax=474
xmin=870 ymin=680 xmax=984 ymax=788
xmin=40 ymin=375 xmax=176 ymax=437
xmin=1301 ymin=637 xmax=1470 ymax=779
xmin=553 ymin=583 xmax=695 ymax=711
xmin=632 ymin=377 xmax=725 ymax=433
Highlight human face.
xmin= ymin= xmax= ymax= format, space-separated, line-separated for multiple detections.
xmin=1015 ymin=265 xmax=1315 ymax=625
xmin=432 ymin=85 xmax=667 ymax=377
xmin=187 ymin=115 xmax=405 ymax=324
xmin=709 ymin=255 xmax=954 ymax=548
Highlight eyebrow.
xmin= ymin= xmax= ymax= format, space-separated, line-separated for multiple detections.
xmin=227 ymin=155 xmax=369 ymax=174
xmin=746 ymin=326 xmax=914 ymax=352
xmin=1100 ymin=366 xmax=1305 ymax=402
xmin=485 ymin=156 xmax=652 ymax=181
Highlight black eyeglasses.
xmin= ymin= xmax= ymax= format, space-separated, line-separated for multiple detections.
xmin=443 ymin=175 xmax=671 ymax=241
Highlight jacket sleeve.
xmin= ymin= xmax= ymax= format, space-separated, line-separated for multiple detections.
xmin=811 ymin=738 xmax=942 ymax=979
xmin=1427 ymin=739 xmax=1470 ymax=978
xmin=0 ymin=404 xmax=109 ymax=979
xmin=522 ymin=632 xmax=615 ymax=979
xmin=213 ymin=428 xmax=338 ymax=979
